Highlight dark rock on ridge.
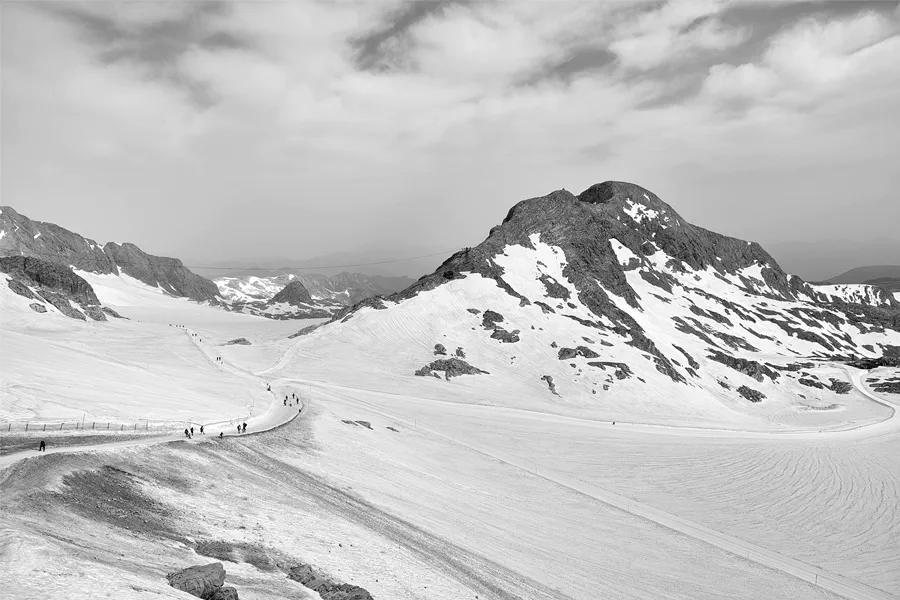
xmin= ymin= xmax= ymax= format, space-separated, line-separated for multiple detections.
xmin=36 ymin=290 xmax=86 ymax=320
xmin=8 ymin=278 xmax=34 ymax=299
xmin=224 ymin=338 xmax=251 ymax=346
xmin=29 ymin=302 xmax=46 ymax=313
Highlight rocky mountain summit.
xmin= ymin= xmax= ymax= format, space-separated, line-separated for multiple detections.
xmin=311 ymin=181 xmax=900 ymax=419
xmin=0 ymin=206 xmax=218 ymax=302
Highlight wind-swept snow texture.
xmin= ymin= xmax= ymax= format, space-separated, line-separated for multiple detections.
xmin=278 ymin=181 xmax=900 ymax=429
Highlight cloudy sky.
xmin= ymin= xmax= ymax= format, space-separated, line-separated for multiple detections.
xmin=3 ymin=0 xmax=899 ymax=278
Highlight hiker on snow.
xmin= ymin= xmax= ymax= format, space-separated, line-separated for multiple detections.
xmin=200 ymin=425 xmax=204 ymax=434
xmin=242 ymin=422 xmax=247 ymax=433
xmin=184 ymin=428 xmax=191 ymax=439
xmin=39 ymin=440 xmax=46 ymax=452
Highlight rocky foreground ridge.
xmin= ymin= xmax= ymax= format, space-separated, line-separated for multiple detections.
xmin=315 ymin=181 xmax=900 ymax=413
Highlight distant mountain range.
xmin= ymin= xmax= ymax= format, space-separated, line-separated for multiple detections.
xmin=827 ymin=265 xmax=900 ymax=284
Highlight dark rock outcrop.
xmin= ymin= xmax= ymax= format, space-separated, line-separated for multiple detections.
xmin=541 ymin=375 xmax=559 ymax=395
xmin=434 ymin=344 xmax=447 ymax=355
xmin=8 ymin=278 xmax=34 ymax=299
xmin=288 ymin=564 xmax=373 ymax=600
xmin=481 ymin=310 xmax=505 ymax=329
xmin=587 ymin=361 xmax=633 ymax=379
xmin=828 ymin=379 xmax=852 ymax=394
xmin=288 ymin=324 xmax=323 ymax=338
xmin=490 ymin=328 xmax=520 ymax=343
xmin=798 ymin=378 xmax=825 ymax=389
xmin=224 ymin=338 xmax=251 ymax=346
xmin=415 ymin=358 xmax=489 ymax=379
xmin=82 ymin=305 xmax=108 ymax=321
xmin=707 ymin=350 xmax=779 ymax=382
xmin=558 ymin=346 xmax=600 ymax=360
xmin=736 ymin=385 xmax=766 ymax=403
xmin=36 ymin=290 xmax=85 ymax=320
xmin=166 ymin=563 xmax=234 ymax=600
xmin=455 ymin=346 xmax=466 ymax=358
xmin=29 ymin=302 xmax=46 ymax=313
xmin=1 ymin=256 xmax=99 ymax=305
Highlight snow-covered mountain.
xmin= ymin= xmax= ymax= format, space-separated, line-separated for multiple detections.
xmin=215 ymin=272 xmax=414 ymax=305
xmin=277 ymin=181 xmax=900 ymax=425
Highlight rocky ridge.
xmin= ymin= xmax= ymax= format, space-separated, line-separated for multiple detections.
xmin=0 ymin=206 xmax=218 ymax=302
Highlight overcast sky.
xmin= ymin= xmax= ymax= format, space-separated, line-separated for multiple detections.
xmin=3 ymin=1 xmax=899 ymax=277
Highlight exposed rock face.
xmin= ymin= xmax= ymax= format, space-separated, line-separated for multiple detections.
xmin=29 ymin=302 xmax=46 ymax=313
xmin=224 ymin=338 xmax=251 ymax=346
xmin=166 ymin=563 xmax=232 ymax=599
xmin=36 ymin=290 xmax=86 ymax=320
xmin=415 ymin=358 xmax=489 ymax=379
xmin=490 ymin=328 xmax=520 ymax=343
xmin=434 ymin=344 xmax=447 ymax=355
xmin=104 ymin=242 xmax=219 ymax=302
xmin=0 ymin=206 xmax=218 ymax=302
xmin=1 ymin=256 xmax=99 ymax=305
xmin=707 ymin=350 xmax=780 ymax=383
xmin=82 ymin=305 xmax=108 ymax=321
xmin=288 ymin=324 xmax=322 ymax=338
xmin=269 ymin=280 xmax=313 ymax=306
xmin=455 ymin=347 xmax=466 ymax=358
xmin=737 ymin=385 xmax=766 ymax=403
xmin=288 ymin=564 xmax=373 ymax=600
xmin=8 ymin=278 xmax=34 ymax=299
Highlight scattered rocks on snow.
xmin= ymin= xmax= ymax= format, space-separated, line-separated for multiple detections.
xmin=736 ymin=385 xmax=766 ymax=403
xmin=717 ymin=380 xmax=730 ymax=390
xmin=386 ymin=426 xmax=400 ymax=432
xmin=455 ymin=347 xmax=466 ymax=358
xmin=490 ymin=328 xmax=520 ymax=343
xmin=29 ymin=302 xmax=46 ymax=313
xmin=587 ymin=361 xmax=633 ymax=380
xmin=557 ymin=346 xmax=600 ymax=360
xmin=414 ymin=358 xmax=489 ymax=379
xmin=434 ymin=343 xmax=447 ymax=355
xmin=798 ymin=378 xmax=825 ymax=389
xmin=82 ymin=305 xmax=108 ymax=321
xmin=166 ymin=562 xmax=238 ymax=600
xmin=287 ymin=563 xmax=374 ymax=600
xmin=224 ymin=338 xmax=251 ymax=346
xmin=534 ymin=301 xmax=554 ymax=314
xmin=540 ymin=375 xmax=559 ymax=395
xmin=466 ymin=308 xmax=481 ymax=314
xmin=538 ymin=274 xmax=570 ymax=299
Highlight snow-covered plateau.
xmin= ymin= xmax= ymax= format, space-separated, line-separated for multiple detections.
xmin=2 ymin=183 xmax=899 ymax=600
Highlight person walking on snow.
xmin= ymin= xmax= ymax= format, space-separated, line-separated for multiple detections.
xmin=219 ymin=432 xmax=223 ymax=439
xmin=190 ymin=426 xmax=194 ymax=436
xmin=39 ymin=440 xmax=46 ymax=452
xmin=242 ymin=422 xmax=247 ymax=433
xmin=184 ymin=428 xmax=191 ymax=439
xmin=237 ymin=424 xmax=241 ymax=434
xmin=200 ymin=425 xmax=204 ymax=434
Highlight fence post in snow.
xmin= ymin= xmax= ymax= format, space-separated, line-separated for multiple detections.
xmin=92 ymin=422 xmax=95 ymax=430
xmin=43 ymin=424 xmax=46 ymax=431
xmin=25 ymin=423 xmax=29 ymax=431
xmin=60 ymin=422 xmax=63 ymax=430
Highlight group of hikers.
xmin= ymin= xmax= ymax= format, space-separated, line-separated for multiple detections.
xmin=37 ymin=382 xmax=303 ymax=452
